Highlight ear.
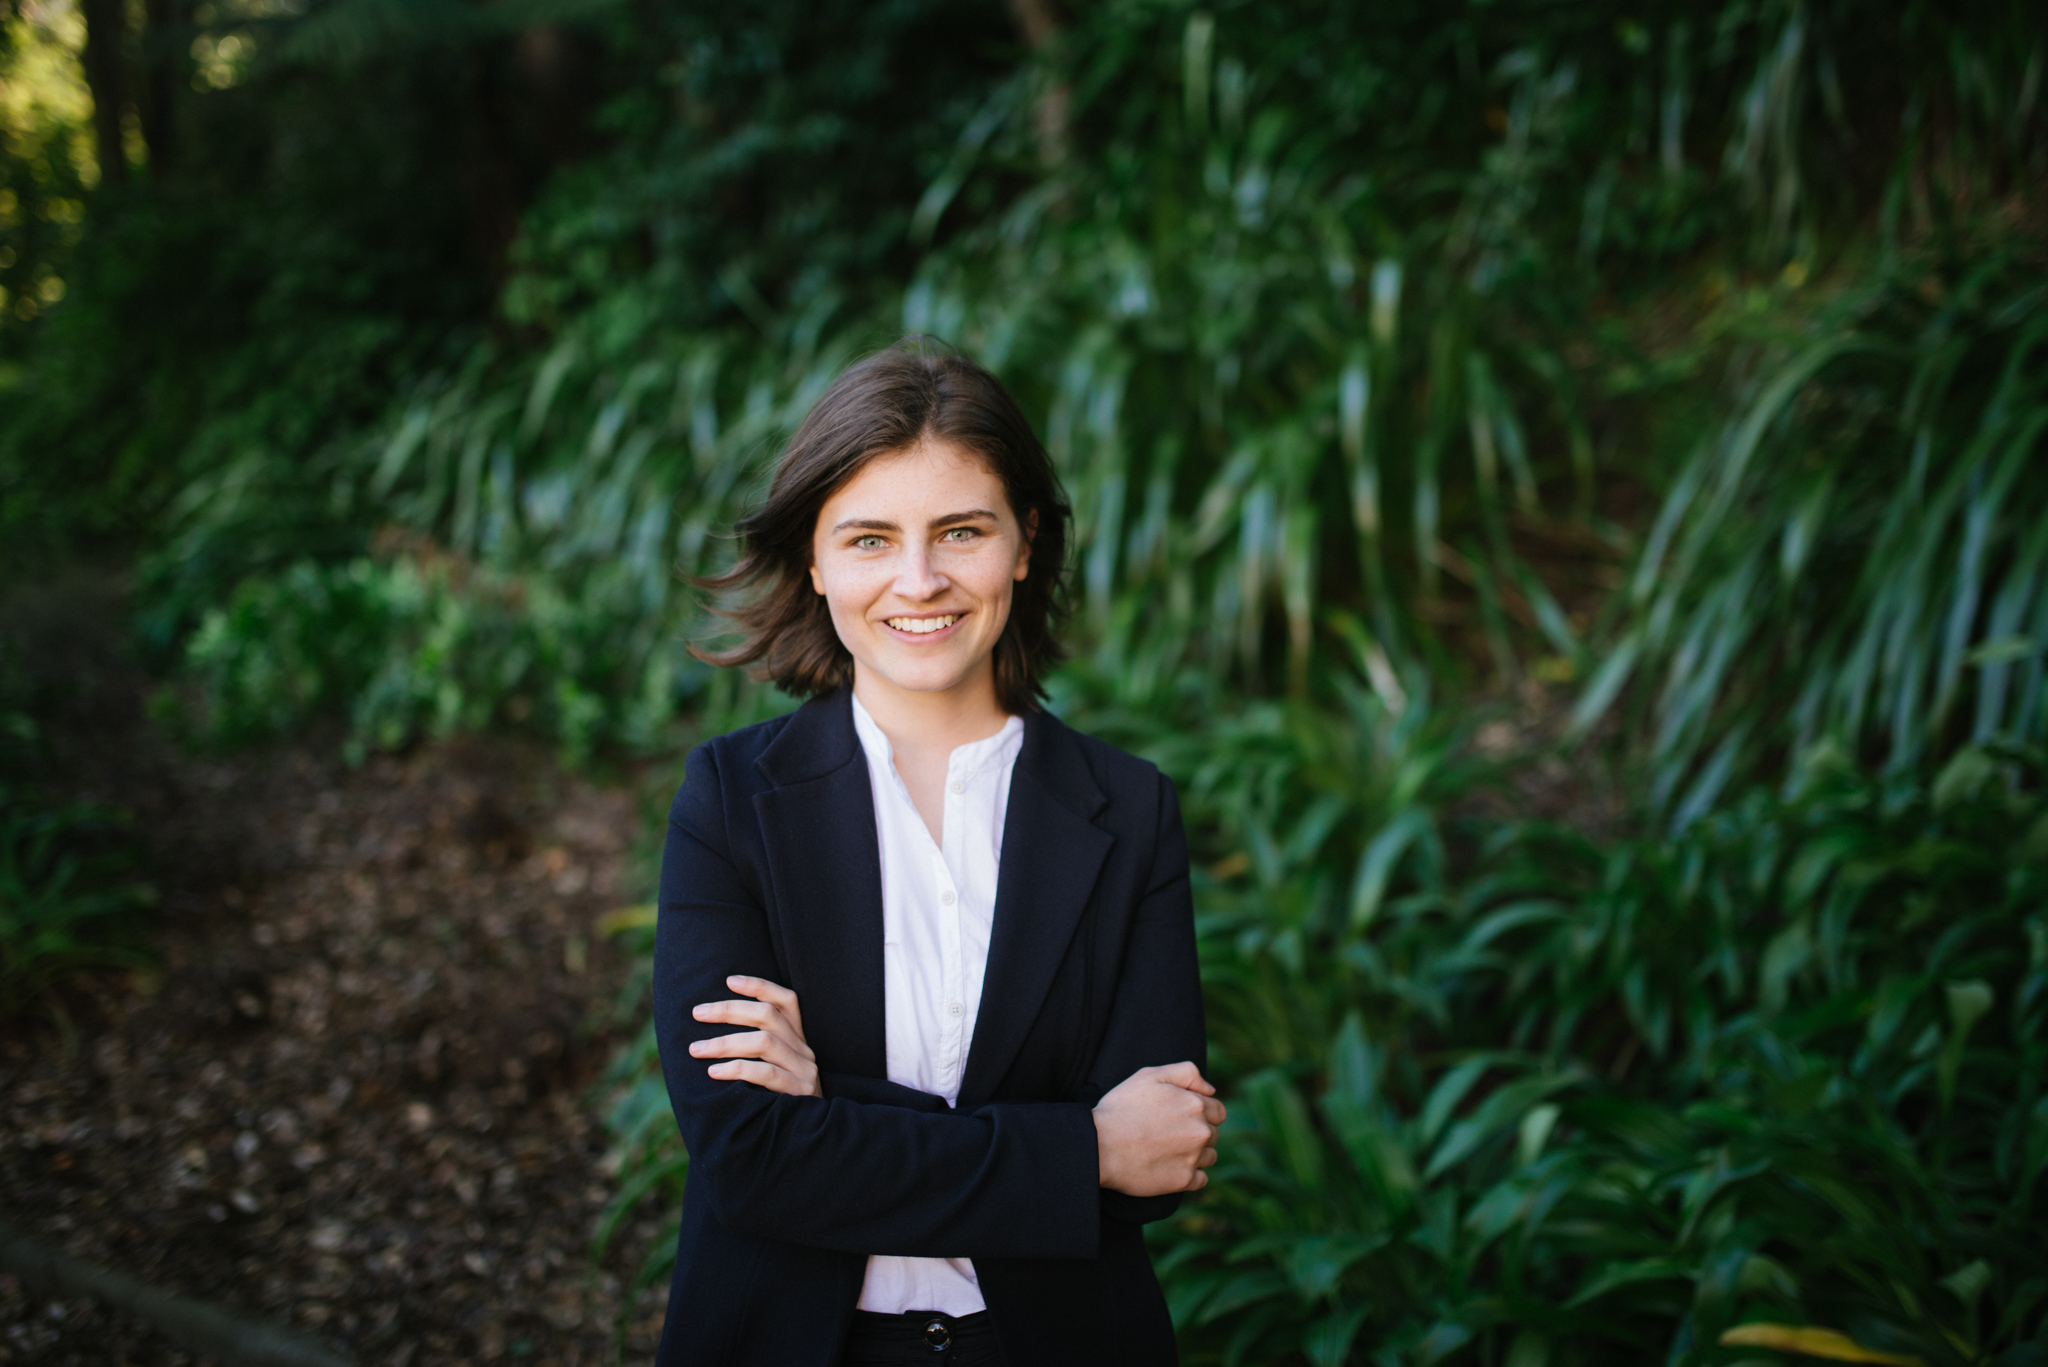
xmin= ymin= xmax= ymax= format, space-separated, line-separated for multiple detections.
xmin=809 ymin=559 xmax=826 ymax=595
xmin=1014 ymin=508 xmax=1039 ymax=582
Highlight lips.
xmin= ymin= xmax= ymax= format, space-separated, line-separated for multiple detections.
xmin=883 ymin=614 xmax=960 ymax=635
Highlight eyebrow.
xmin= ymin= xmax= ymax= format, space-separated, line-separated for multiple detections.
xmin=830 ymin=509 xmax=1002 ymax=535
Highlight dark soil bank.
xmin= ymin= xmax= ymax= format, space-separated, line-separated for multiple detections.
xmin=2 ymin=586 xmax=677 ymax=1367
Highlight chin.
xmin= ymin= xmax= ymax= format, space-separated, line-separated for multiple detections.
xmin=878 ymin=666 xmax=976 ymax=695
xmin=865 ymin=650 xmax=982 ymax=696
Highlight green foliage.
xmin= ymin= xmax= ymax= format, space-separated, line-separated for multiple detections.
xmin=0 ymin=2 xmax=96 ymax=359
xmin=1157 ymin=746 xmax=2048 ymax=1366
xmin=0 ymin=641 xmax=154 ymax=1021
xmin=1573 ymin=250 xmax=2048 ymax=821
xmin=500 ymin=0 xmax=1017 ymax=335
xmin=168 ymin=546 xmax=712 ymax=765
xmin=0 ymin=785 xmax=157 ymax=1020
xmin=146 ymin=0 xmax=2048 ymax=760
xmin=589 ymin=916 xmax=691 ymax=1332
xmin=0 ymin=0 xmax=514 ymax=565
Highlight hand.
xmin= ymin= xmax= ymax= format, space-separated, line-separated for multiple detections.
xmin=689 ymin=976 xmax=822 ymax=1098
xmin=1092 ymin=1062 xmax=1225 ymax=1197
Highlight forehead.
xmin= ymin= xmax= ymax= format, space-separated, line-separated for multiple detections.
xmin=819 ymin=439 xmax=1013 ymax=522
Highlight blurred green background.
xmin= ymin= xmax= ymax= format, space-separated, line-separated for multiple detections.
xmin=3 ymin=0 xmax=2045 ymax=1363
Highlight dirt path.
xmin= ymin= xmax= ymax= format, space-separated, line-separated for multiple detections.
xmin=2 ymin=582 xmax=677 ymax=1366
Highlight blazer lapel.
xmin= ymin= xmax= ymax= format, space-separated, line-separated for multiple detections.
xmin=752 ymin=690 xmax=889 ymax=1081
xmin=958 ymin=711 xmax=1114 ymax=1111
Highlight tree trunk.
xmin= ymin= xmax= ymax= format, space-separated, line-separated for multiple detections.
xmin=513 ymin=25 xmax=601 ymax=168
xmin=460 ymin=57 xmax=523 ymax=296
xmin=80 ymin=0 xmax=132 ymax=186
xmin=1007 ymin=0 xmax=1068 ymax=165
xmin=140 ymin=0 xmax=191 ymax=175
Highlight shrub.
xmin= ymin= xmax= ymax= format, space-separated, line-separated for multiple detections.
xmin=0 ymin=637 xmax=155 ymax=1021
xmin=0 ymin=785 xmax=156 ymax=1021
xmin=170 ymin=545 xmax=711 ymax=765
xmin=1159 ymin=746 xmax=2048 ymax=1366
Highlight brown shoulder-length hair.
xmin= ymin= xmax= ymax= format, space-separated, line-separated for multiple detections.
xmin=692 ymin=339 xmax=1072 ymax=714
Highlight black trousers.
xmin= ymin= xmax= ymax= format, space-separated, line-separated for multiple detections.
xmin=841 ymin=1310 xmax=1003 ymax=1366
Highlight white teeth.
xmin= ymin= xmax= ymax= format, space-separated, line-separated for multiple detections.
xmin=886 ymin=615 xmax=958 ymax=634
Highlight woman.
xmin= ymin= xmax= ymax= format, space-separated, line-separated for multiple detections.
xmin=653 ymin=341 xmax=1220 ymax=1366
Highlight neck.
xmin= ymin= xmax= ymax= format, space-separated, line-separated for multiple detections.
xmin=851 ymin=663 xmax=1012 ymax=761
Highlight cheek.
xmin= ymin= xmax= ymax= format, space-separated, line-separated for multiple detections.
xmin=814 ymin=559 xmax=884 ymax=621
xmin=969 ymin=553 xmax=1023 ymax=621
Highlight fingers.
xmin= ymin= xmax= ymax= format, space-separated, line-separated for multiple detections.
xmin=690 ymin=1026 xmax=814 ymax=1093
xmin=1135 ymin=1061 xmax=1215 ymax=1096
xmin=690 ymin=1028 xmax=795 ymax=1064
xmin=703 ymin=1058 xmax=809 ymax=1096
xmin=1172 ymin=1147 xmax=1220 ymax=1194
xmin=690 ymin=1024 xmax=822 ymax=1098
xmin=726 ymin=976 xmax=805 ymax=1040
xmin=692 ymin=998 xmax=783 ymax=1031
xmin=690 ymin=1027 xmax=820 ymax=1083
xmin=692 ymin=998 xmax=817 ymax=1061
xmin=1161 ymin=1082 xmax=1224 ymax=1134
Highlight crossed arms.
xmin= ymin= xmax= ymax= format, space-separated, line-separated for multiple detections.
xmin=653 ymin=748 xmax=1221 ymax=1261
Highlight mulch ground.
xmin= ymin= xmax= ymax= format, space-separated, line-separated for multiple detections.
xmin=2 ymin=580 xmax=680 ymax=1366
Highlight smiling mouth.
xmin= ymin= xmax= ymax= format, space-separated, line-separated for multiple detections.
xmin=885 ymin=614 xmax=959 ymax=634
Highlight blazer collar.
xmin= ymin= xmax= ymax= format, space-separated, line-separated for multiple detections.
xmin=753 ymin=685 xmax=861 ymax=788
xmin=749 ymin=689 xmax=887 ymax=1079
xmin=1013 ymin=704 xmax=1108 ymax=821
xmin=959 ymin=706 xmax=1114 ymax=1110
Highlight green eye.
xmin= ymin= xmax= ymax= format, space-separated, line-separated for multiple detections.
xmin=854 ymin=535 xmax=886 ymax=549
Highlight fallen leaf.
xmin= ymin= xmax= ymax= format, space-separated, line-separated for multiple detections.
xmin=1719 ymin=1324 xmax=1924 ymax=1367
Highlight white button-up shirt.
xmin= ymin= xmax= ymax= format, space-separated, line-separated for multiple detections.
xmin=849 ymin=695 xmax=1024 ymax=1316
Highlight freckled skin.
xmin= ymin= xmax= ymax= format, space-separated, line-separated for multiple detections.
xmin=807 ymin=439 xmax=1031 ymax=717
xmin=807 ymin=439 xmax=1034 ymax=839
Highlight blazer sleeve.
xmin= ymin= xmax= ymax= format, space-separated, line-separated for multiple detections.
xmin=654 ymin=741 xmax=1104 ymax=1262
xmin=1084 ymin=770 xmax=1207 ymax=1228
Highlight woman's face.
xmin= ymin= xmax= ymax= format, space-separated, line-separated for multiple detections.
xmin=809 ymin=438 xmax=1033 ymax=709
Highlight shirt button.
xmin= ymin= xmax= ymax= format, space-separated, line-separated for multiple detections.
xmin=950 ymin=780 xmax=965 ymax=795
xmin=940 ymin=890 xmax=956 ymax=906
xmin=948 ymin=1002 xmax=963 ymax=1018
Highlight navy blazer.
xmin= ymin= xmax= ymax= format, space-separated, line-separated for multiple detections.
xmin=652 ymin=686 xmax=1204 ymax=1366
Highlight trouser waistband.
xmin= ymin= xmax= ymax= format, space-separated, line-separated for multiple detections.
xmin=843 ymin=1309 xmax=1000 ymax=1364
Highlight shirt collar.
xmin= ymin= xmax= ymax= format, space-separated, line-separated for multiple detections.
xmin=850 ymin=693 xmax=1024 ymax=781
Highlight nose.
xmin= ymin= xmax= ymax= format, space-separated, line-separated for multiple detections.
xmin=892 ymin=541 xmax=948 ymax=603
